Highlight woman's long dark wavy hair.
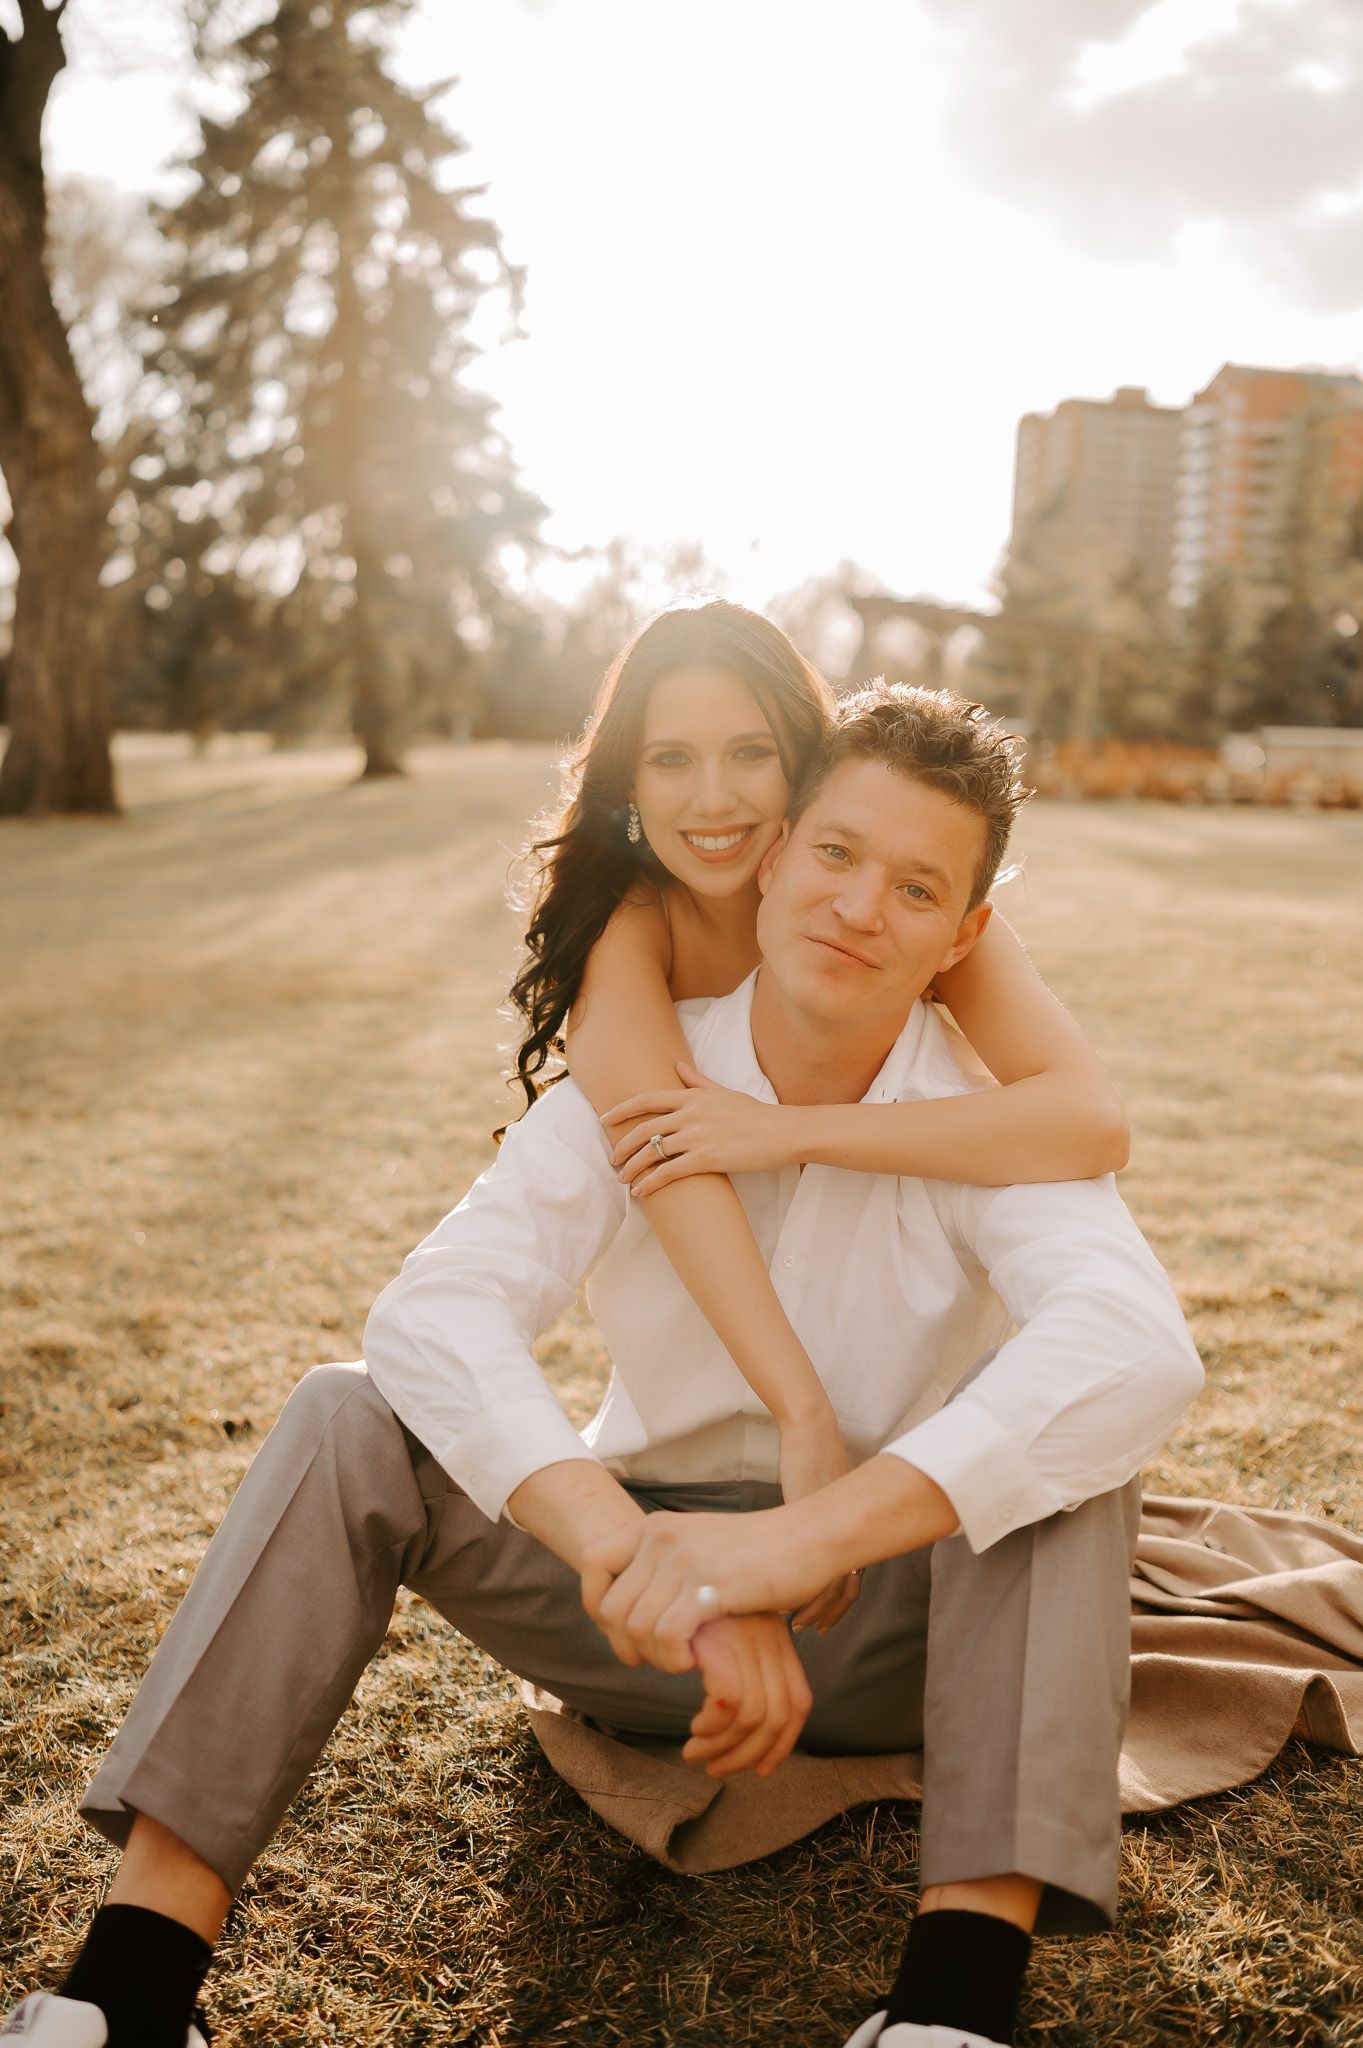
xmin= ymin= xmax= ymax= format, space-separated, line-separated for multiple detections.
xmin=501 ymin=599 xmax=835 ymax=1130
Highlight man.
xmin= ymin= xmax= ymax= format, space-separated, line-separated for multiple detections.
xmin=5 ymin=685 xmax=1202 ymax=2048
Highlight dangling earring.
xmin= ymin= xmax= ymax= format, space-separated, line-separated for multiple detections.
xmin=627 ymin=802 xmax=642 ymax=845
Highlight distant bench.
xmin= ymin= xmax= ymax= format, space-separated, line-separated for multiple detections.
xmin=1220 ymin=727 xmax=1363 ymax=803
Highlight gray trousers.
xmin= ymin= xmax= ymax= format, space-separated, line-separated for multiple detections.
xmin=82 ymin=1363 xmax=1141 ymax=1934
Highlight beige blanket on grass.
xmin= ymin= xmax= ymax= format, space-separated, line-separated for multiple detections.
xmin=523 ymin=1495 xmax=1363 ymax=1874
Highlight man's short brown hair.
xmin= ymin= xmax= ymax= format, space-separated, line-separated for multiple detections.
xmin=789 ymin=681 xmax=1030 ymax=910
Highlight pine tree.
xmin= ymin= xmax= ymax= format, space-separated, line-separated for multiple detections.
xmin=1175 ymin=569 xmax=1242 ymax=743
xmin=1089 ymin=558 xmax=1177 ymax=743
xmin=126 ymin=0 xmax=541 ymax=772
xmin=1330 ymin=482 xmax=1363 ymax=726
xmin=1238 ymin=402 xmax=1362 ymax=729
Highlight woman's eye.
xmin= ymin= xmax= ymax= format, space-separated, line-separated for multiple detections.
xmin=734 ymin=744 xmax=778 ymax=762
xmin=647 ymin=752 xmax=688 ymax=769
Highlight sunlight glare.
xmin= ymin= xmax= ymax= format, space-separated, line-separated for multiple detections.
xmin=1289 ymin=59 xmax=1350 ymax=95
xmin=1067 ymin=0 xmax=1245 ymax=112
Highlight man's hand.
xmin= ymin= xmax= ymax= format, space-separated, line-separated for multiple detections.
xmin=581 ymin=1457 xmax=960 ymax=1671
xmin=683 ymin=1613 xmax=813 ymax=1778
xmin=604 ymin=1062 xmax=794 ymax=1194
xmin=577 ymin=1521 xmax=814 ymax=1778
xmin=582 ymin=1503 xmax=833 ymax=1670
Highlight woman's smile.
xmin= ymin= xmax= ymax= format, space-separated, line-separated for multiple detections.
xmin=678 ymin=824 xmax=760 ymax=862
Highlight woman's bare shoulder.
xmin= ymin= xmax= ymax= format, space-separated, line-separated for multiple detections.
xmin=568 ymin=879 xmax=681 ymax=1079
xmin=594 ymin=880 xmax=674 ymax=972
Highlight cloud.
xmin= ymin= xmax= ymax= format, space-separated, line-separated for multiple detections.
xmin=922 ymin=0 xmax=1363 ymax=311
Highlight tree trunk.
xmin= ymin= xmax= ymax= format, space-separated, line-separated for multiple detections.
xmin=0 ymin=1 xmax=118 ymax=817
xmin=331 ymin=221 xmax=404 ymax=780
xmin=356 ymin=710 xmax=405 ymax=779
xmin=349 ymin=543 xmax=405 ymax=778
xmin=1020 ymin=643 xmax=1052 ymax=734
xmin=1067 ymin=641 xmax=1104 ymax=752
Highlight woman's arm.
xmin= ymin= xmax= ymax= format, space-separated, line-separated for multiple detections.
xmin=918 ymin=910 xmax=1130 ymax=1178
xmin=606 ymin=913 xmax=1130 ymax=1194
xmin=567 ymin=900 xmax=857 ymax=1624
xmin=569 ymin=899 xmax=837 ymax=1433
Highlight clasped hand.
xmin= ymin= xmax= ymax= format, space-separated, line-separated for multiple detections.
xmin=580 ymin=1505 xmax=835 ymax=1778
xmin=604 ymin=1061 xmax=789 ymax=1194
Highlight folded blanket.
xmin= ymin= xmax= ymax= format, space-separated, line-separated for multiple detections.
xmin=523 ymin=1494 xmax=1363 ymax=1874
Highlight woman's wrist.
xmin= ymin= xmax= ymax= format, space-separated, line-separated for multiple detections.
xmin=725 ymin=1324 xmax=834 ymax=1433
xmin=780 ymin=1104 xmax=820 ymax=1168
xmin=789 ymin=1103 xmax=858 ymax=1171
xmin=773 ymin=1391 xmax=840 ymax=1434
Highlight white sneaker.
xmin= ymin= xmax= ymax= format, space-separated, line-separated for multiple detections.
xmin=841 ymin=2015 xmax=1008 ymax=2048
xmin=842 ymin=2015 xmax=891 ymax=2048
xmin=1 ymin=1993 xmax=208 ymax=2047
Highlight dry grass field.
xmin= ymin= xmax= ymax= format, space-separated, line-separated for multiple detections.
xmin=2 ymin=735 xmax=1361 ymax=2048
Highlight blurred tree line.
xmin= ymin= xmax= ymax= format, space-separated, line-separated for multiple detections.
xmin=972 ymin=409 xmax=1363 ymax=747
xmin=3 ymin=0 xmax=1361 ymax=815
xmin=0 ymin=0 xmax=725 ymax=813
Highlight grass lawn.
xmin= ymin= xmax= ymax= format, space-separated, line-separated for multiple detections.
xmin=2 ymin=735 xmax=1361 ymax=2047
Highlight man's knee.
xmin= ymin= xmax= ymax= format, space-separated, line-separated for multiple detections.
xmin=997 ymin=1473 xmax=1141 ymax=1562
xmin=280 ymin=1361 xmax=405 ymax=1459
xmin=929 ymin=1474 xmax=1142 ymax=1626
xmin=1042 ymin=1472 xmax=1142 ymax=1569
xmin=261 ymin=1362 xmax=425 ymax=1547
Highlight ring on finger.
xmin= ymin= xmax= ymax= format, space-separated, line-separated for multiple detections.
xmin=651 ymin=1132 xmax=670 ymax=1162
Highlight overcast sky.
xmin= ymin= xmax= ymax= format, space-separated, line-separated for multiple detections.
xmin=33 ymin=0 xmax=1363 ymax=608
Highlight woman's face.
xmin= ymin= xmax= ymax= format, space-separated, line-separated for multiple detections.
xmin=631 ymin=664 xmax=793 ymax=900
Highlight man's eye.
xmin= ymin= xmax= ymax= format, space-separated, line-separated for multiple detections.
xmin=818 ymin=844 xmax=850 ymax=862
xmin=900 ymin=883 xmax=931 ymax=902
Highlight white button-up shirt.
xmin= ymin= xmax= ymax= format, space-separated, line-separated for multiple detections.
xmin=364 ymin=975 xmax=1203 ymax=1552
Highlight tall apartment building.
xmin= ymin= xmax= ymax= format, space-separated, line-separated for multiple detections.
xmin=1169 ymin=363 xmax=1363 ymax=608
xmin=1011 ymin=385 xmax=1185 ymax=596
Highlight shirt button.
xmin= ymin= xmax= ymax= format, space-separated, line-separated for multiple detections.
xmin=783 ymin=1255 xmax=796 ymax=1268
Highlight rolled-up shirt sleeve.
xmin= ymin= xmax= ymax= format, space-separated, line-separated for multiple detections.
xmin=363 ymin=1083 xmax=627 ymax=1522
xmin=885 ymin=1177 xmax=1204 ymax=1553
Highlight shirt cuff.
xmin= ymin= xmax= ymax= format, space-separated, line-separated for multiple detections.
xmin=882 ymin=1401 xmax=1057 ymax=1553
xmin=439 ymin=1397 xmax=601 ymax=1525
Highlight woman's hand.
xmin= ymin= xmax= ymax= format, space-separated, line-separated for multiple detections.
xmin=604 ymin=1061 xmax=796 ymax=1193
xmin=778 ymin=1412 xmax=862 ymax=1636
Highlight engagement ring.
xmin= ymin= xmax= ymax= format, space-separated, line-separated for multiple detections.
xmin=651 ymin=1133 xmax=670 ymax=1161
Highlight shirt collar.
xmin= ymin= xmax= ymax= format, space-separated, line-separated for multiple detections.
xmin=698 ymin=970 xmax=934 ymax=1107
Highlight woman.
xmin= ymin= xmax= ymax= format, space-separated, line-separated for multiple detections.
xmin=506 ymin=598 xmax=1128 ymax=1625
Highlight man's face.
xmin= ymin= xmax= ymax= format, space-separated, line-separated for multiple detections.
xmin=755 ymin=757 xmax=993 ymax=1037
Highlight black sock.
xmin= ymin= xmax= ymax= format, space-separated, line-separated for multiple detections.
xmin=60 ymin=1903 xmax=212 ymax=2048
xmin=885 ymin=1908 xmax=1032 ymax=2045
